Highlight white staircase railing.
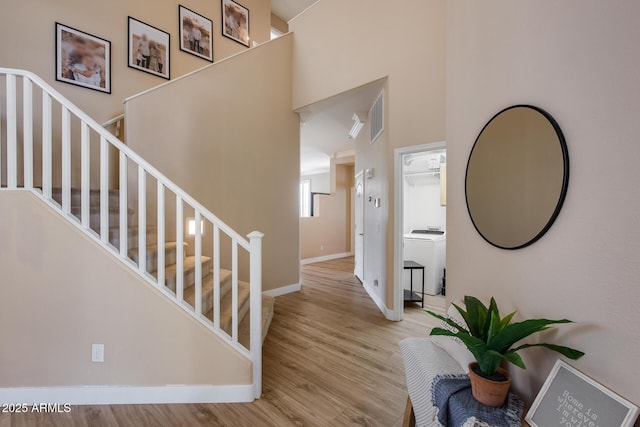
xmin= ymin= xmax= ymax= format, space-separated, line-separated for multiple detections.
xmin=0 ymin=68 xmax=263 ymax=399
xmin=101 ymin=113 xmax=124 ymax=138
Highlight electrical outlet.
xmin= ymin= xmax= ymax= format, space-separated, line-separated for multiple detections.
xmin=374 ymin=279 xmax=379 ymax=287
xmin=320 ymin=245 xmax=324 ymax=251
xmin=91 ymin=344 xmax=104 ymax=363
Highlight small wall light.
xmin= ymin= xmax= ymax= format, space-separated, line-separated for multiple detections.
xmin=187 ymin=218 xmax=205 ymax=236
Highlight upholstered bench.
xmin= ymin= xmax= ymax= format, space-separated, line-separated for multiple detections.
xmin=400 ymin=337 xmax=465 ymax=426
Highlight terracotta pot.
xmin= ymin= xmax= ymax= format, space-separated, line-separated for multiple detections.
xmin=468 ymin=362 xmax=512 ymax=407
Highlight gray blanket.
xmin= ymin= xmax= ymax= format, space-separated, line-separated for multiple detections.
xmin=431 ymin=375 xmax=523 ymax=427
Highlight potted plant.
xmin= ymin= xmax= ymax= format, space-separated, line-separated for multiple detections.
xmin=426 ymin=296 xmax=585 ymax=407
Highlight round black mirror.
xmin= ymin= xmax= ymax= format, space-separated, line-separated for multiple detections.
xmin=465 ymin=105 xmax=569 ymax=249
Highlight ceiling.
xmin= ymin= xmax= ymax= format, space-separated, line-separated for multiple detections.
xmin=271 ymin=0 xmax=319 ymax=22
xmin=297 ymin=80 xmax=385 ymax=175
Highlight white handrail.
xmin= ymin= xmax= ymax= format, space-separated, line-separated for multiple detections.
xmin=0 ymin=68 xmax=250 ymax=249
xmin=101 ymin=113 xmax=124 ymax=128
xmin=102 ymin=113 xmax=124 ymax=138
xmin=0 ymin=68 xmax=263 ymax=399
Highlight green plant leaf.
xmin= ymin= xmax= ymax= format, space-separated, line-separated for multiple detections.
xmin=486 ymin=310 xmax=502 ymax=345
xmin=452 ymin=303 xmax=476 ymax=335
xmin=464 ymin=296 xmax=490 ymax=338
xmin=490 ymin=319 xmax=574 ymax=353
xmin=430 ymin=328 xmax=486 ymax=353
xmin=478 ymin=308 xmax=489 ymax=341
xmin=503 ymin=351 xmax=526 ymax=370
xmin=424 ymin=310 xmax=468 ymax=334
xmin=489 ymin=297 xmax=500 ymax=320
xmin=510 ymin=343 xmax=585 ymax=360
xmin=498 ymin=311 xmax=517 ymax=330
xmin=456 ymin=295 xmax=488 ymax=339
xmin=477 ymin=349 xmax=504 ymax=376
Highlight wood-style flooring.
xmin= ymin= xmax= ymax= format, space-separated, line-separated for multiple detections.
xmin=0 ymin=257 xmax=439 ymax=426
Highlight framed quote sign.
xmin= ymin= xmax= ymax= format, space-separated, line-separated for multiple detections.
xmin=526 ymin=360 xmax=639 ymax=427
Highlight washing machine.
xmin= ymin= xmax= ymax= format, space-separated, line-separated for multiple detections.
xmin=403 ymin=230 xmax=446 ymax=296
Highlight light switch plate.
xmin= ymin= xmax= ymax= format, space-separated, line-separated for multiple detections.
xmin=92 ymin=344 xmax=104 ymax=363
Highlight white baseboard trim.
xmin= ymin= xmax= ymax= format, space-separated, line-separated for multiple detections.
xmin=263 ymin=282 xmax=301 ymax=297
xmin=362 ymin=281 xmax=400 ymax=321
xmin=300 ymin=252 xmax=352 ymax=266
xmin=0 ymin=384 xmax=254 ymax=405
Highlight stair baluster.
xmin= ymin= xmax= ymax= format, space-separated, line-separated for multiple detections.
xmin=22 ymin=77 xmax=33 ymax=189
xmin=6 ymin=74 xmax=17 ymax=189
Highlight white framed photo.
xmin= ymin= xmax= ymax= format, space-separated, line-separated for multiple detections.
xmin=526 ymin=360 xmax=639 ymax=427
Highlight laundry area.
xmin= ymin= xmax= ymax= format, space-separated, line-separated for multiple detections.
xmin=402 ymin=148 xmax=447 ymax=308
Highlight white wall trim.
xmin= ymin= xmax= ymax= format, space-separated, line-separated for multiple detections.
xmin=393 ymin=141 xmax=447 ymax=322
xmin=0 ymin=384 xmax=254 ymax=405
xmin=262 ymin=282 xmax=301 ymax=297
xmin=300 ymin=252 xmax=353 ymax=266
xmin=362 ymin=281 xmax=400 ymax=321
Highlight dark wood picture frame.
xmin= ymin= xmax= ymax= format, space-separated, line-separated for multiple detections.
xmin=128 ymin=17 xmax=170 ymax=80
xmin=179 ymin=5 xmax=214 ymax=62
xmin=55 ymin=23 xmax=111 ymax=94
xmin=221 ymin=0 xmax=250 ymax=47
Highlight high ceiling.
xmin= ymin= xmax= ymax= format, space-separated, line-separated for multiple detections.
xmin=271 ymin=0 xmax=319 ymax=22
xmin=297 ymin=80 xmax=385 ymax=175
xmin=270 ymin=1 xmax=383 ymax=176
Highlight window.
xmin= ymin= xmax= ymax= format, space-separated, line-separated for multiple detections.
xmin=300 ymin=180 xmax=311 ymax=217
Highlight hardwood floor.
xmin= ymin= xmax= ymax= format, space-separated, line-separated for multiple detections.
xmin=0 ymin=257 xmax=439 ymax=426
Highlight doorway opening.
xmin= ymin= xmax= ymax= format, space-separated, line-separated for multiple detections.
xmin=393 ymin=142 xmax=447 ymax=320
xmin=297 ymin=81 xmax=384 ymax=270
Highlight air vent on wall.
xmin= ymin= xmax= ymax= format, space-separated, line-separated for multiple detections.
xmin=369 ymin=90 xmax=384 ymax=144
xmin=349 ymin=113 xmax=366 ymax=140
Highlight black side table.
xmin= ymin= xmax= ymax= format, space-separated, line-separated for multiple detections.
xmin=403 ymin=260 xmax=425 ymax=308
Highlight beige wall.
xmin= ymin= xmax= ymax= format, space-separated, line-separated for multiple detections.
xmin=0 ymin=0 xmax=271 ymax=123
xmin=271 ymin=13 xmax=289 ymax=34
xmin=301 ymin=164 xmax=353 ymax=260
xmin=125 ymin=34 xmax=300 ymax=292
xmin=0 ymin=191 xmax=250 ymax=387
xmin=447 ymin=0 xmax=640 ymax=412
xmin=290 ymin=0 xmax=446 ymax=309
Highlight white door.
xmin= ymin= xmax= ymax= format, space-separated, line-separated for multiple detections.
xmin=354 ymin=172 xmax=365 ymax=281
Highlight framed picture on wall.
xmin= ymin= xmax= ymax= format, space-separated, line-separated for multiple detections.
xmin=526 ymin=360 xmax=639 ymax=427
xmin=55 ymin=23 xmax=111 ymax=93
xmin=128 ymin=17 xmax=170 ymax=79
xmin=179 ymin=5 xmax=213 ymax=62
xmin=222 ymin=0 xmax=250 ymax=47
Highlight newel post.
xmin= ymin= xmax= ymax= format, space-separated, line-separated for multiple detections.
xmin=248 ymin=231 xmax=264 ymax=400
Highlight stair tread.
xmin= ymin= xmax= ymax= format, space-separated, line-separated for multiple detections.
xmin=183 ymin=269 xmax=232 ymax=306
xmin=204 ymin=281 xmax=251 ymax=331
xmin=164 ymin=255 xmax=212 ymax=275
xmin=71 ymin=206 xmax=133 ymax=214
xmin=52 ymin=187 xmax=120 ymax=195
xmin=127 ymin=241 xmax=187 ymax=261
xmin=110 ymin=225 xmax=157 ymax=231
